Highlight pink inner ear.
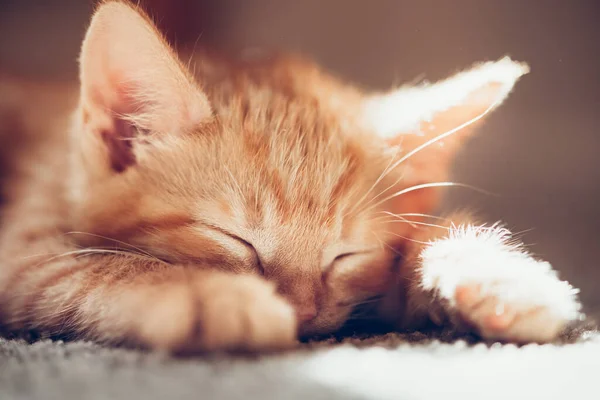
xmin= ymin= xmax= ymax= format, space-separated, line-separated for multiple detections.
xmin=100 ymin=117 xmax=137 ymax=173
xmin=90 ymin=77 xmax=145 ymax=173
xmin=404 ymin=82 xmax=505 ymax=148
xmin=365 ymin=57 xmax=528 ymax=145
xmin=382 ymin=82 xmax=519 ymax=207
xmin=386 ymin=81 xmax=512 ymax=183
xmin=79 ymin=0 xmax=212 ymax=138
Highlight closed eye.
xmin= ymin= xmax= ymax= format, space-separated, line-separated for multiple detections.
xmin=220 ymin=232 xmax=264 ymax=274
xmin=323 ymin=248 xmax=377 ymax=272
xmin=333 ymin=252 xmax=359 ymax=262
xmin=197 ymin=223 xmax=264 ymax=274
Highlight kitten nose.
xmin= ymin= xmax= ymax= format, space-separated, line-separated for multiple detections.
xmin=295 ymin=305 xmax=317 ymax=324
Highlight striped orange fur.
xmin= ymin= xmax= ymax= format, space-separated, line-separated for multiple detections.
xmin=0 ymin=1 xmax=542 ymax=351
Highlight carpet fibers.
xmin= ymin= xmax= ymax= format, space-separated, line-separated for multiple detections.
xmin=1 ymin=327 xmax=599 ymax=400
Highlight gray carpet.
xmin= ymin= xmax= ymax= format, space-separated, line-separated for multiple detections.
xmin=2 ymin=328 xmax=599 ymax=400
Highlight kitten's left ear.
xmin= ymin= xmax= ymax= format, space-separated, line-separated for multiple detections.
xmin=79 ymin=1 xmax=211 ymax=149
xmin=363 ymin=57 xmax=529 ymax=181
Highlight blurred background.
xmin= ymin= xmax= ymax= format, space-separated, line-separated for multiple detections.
xmin=1 ymin=0 xmax=599 ymax=317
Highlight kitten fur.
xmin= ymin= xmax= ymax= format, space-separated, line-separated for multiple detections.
xmin=0 ymin=1 xmax=581 ymax=352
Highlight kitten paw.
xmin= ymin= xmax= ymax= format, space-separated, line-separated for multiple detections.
xmin=421 ymin=224 xmax=582 ymax=343
xmin=454 ymin=282 xmax=577 ymax=343
xmin=193 ymin=274 xmax=297 ymax=352
xmin=136 ymin=273 xmax=297 ymax=352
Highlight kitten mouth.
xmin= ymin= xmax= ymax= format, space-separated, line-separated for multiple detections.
xmin=297 ymin=317 xmax=319 ymax=337
xmin=297 ymin=325 xmax=328 ymax=341
xmin=297 ymin=317 xmax=331 ymax=339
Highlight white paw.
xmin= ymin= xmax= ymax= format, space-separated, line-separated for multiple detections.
xmin=420 ymin=224 xmax=582 ymax=343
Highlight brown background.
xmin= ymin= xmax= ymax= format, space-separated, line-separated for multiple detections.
xmin=1 ymin=0 xmax=599 ymax=316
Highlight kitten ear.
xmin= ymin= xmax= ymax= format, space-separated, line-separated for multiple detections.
xmin=78 ymin=1 xmax=211 ymax=170
xmin=363 ymin=57 xmax=529 ymax=180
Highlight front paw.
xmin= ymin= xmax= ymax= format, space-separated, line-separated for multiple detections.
xmin=194 ymin=274 xmax=297 ymax=352
xmin=421 ymin=225 xmax=582 ymax=343
xmin=453 ymin=280 xmax=579 ymax=343
xmin=137 ymin=274 xmax=297 ymax=352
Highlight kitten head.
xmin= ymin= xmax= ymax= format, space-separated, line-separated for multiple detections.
xmin=69 ymin=1 xmax=528 ymax=336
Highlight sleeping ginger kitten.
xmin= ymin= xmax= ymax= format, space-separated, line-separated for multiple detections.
xmin=0 ymin=1 xmax=582 ymax=352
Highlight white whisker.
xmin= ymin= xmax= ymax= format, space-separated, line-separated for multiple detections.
xmin=356 ymin=92 xmax=504 ymax=216
xmin=382 ymin=231 xmax=431 ymax=245
xmin=347 ymin=146 xmax=400 ymax=216
xmin=392 ymin=212 xmax=453 ymax=222
xmin=367 ymin=181 xmax=496 ymax=213
xmin=378 ymin=212 xmax=451 ymax=230
xmin=65 ymin=231 xmax=164 ymax=263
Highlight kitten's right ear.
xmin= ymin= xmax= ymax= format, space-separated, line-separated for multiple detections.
xmin=78 ymin=1 xmax=211 ymax=171
xmin=362 ymin=58 xmax=529 ymax=182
